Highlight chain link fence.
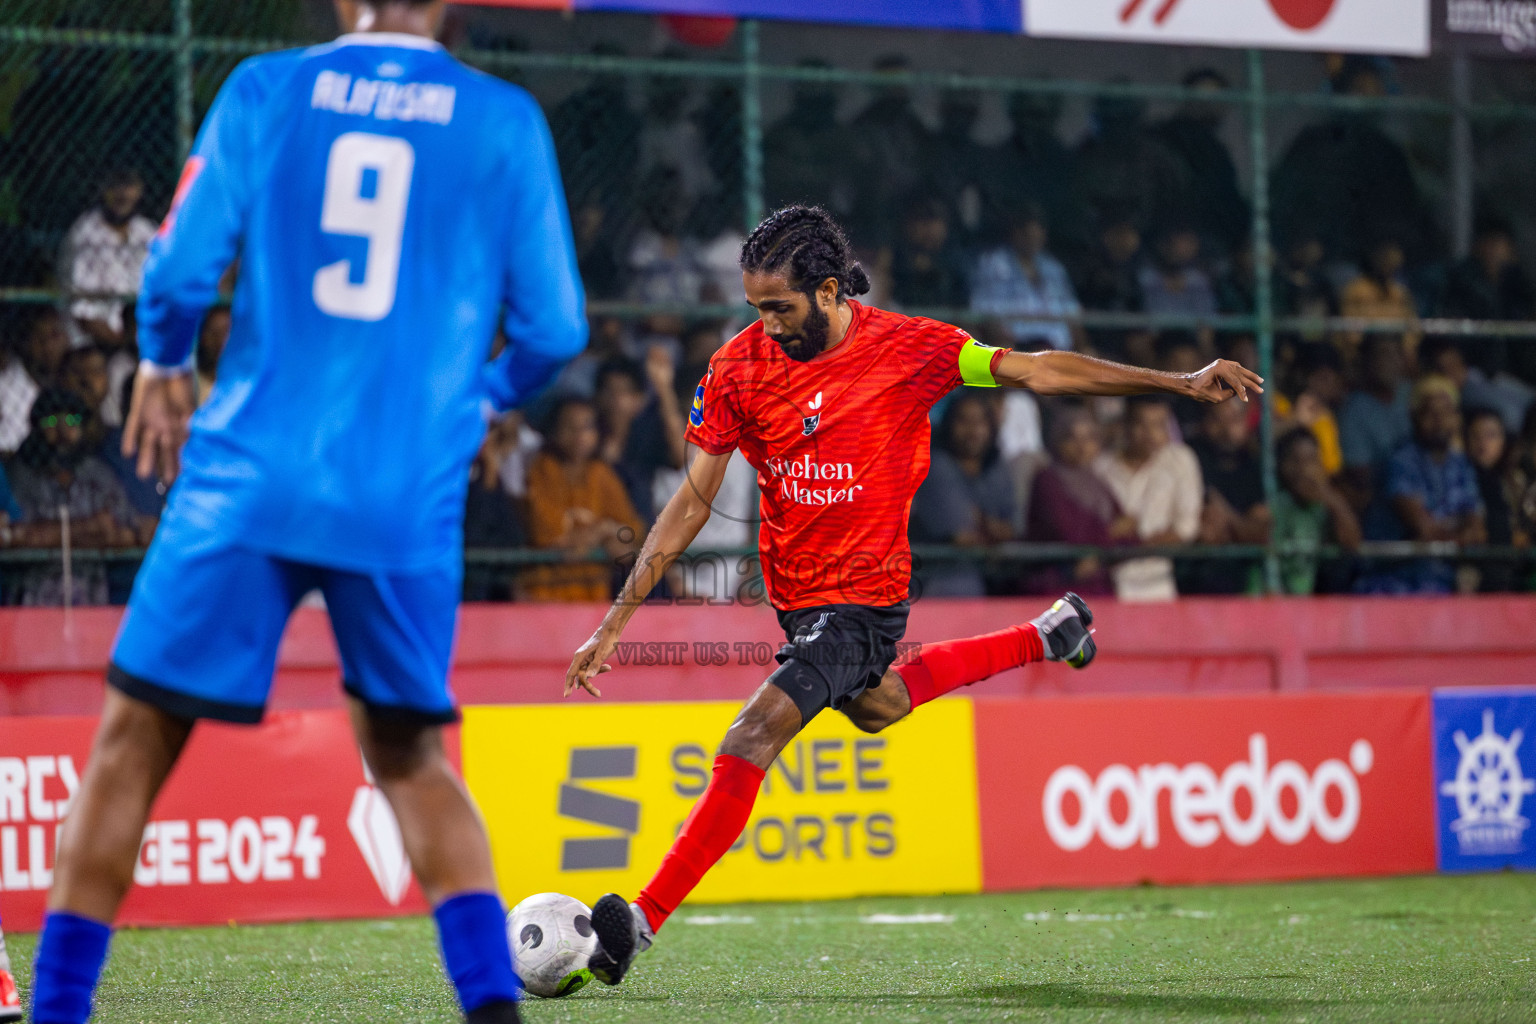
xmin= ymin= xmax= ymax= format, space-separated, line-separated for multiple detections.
xmin=1 ymin=0 xmax=1535 ymax=604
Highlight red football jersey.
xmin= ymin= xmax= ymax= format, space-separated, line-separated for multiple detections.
xmin=685 ymin=301 xmax=976 ymax=610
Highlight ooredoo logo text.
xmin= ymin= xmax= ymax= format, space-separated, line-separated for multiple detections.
xmin=1042 ymin=734 xmax=1375 ymax=852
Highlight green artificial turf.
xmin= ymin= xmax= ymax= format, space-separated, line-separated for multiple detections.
xmin=9 ymin=874 xmax=1535 ymax=1022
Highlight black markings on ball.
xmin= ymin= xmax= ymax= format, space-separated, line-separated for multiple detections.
xmin=519 ymin=924 xmax=544 ymax=948
xmin=574 ymin=914 xmax=593 ymax=938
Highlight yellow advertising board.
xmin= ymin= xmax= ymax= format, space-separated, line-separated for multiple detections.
xmin=463 ymin=699 xmax=981 ymax=906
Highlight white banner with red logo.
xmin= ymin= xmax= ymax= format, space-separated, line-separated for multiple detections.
xmin=975 ymin=693 xmax=1436 ymax=889
xmin=1024 ymin=0 xmax=1430 ymax=56
xmin=0 ymin=711 xmax=439 ymax=931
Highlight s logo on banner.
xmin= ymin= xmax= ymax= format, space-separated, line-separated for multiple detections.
xmin=463 ymin=701 xmax=981 ymax=905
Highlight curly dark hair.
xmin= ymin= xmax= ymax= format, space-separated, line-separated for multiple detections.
xmin=739 ymin=205 xmax=871 ymax=301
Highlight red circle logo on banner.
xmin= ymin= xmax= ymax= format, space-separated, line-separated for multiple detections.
xmin=1268 ymin=0 xmax=1338 ymax=30
xmin=660 ymin=15 xmax=738 ymax=48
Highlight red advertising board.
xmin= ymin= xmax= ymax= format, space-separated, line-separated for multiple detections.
xmin=975 ymin=693 xmax=1436 ymax=890
xmin=0 ymin=711 xmax=450 ymax=931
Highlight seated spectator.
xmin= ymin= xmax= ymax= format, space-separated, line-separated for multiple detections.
xmin=196 ymin=308 xmax=231 ymax=406
xmin=1277 ymin=342 xmax=1347 ymax=477
xmin=1465 ymin=408 xmax=1524 ymax=592
xmin=464 ymin=416 xmax=530 ymax=602
xmin=890 ymin=197 xmax=969 ymax=310
xmin=1153 ymin=330 xmax=1208 ymax=436
xmin=1274 ymin=225 xmax=1338 ymax=346
xmin=627 ymin=165 xmax=704 ymax=337
xmin=1214 ymin=236 xmax=1257 ymax=316
xmin=1420 ymin=335 xmax=1532 ymax=438
xmin=1094 ymin=396 xmax=1202 ymax=601
xmin=1339 ymin=333 xmax=1412 ymax=526
xmin=521 ymin=398 xmax=645 ymax=603
xmin=594 ymin=352 xmax=685 ymax=526
xmin=1367 ymin=376 xmax=1486 ymax=593
xmin=9 ymin=389 xmax=137 ymax=605
xmin=60 ymin=167 xmax=157 ymax=351
xmin=59 ymin=345 xmax=111 ymax=433
xmin=1139 ymin=222 xmax=1216 ymax=346
xmin=1026 ymin=405 xmax=1137 ymax=595
xmin=1340 ymin=235 xmax=1420 ymax=360
xmin=1189 ymin=397 xmax=1270 ymax=593
xmin=0 ymin=308 xmax=69 ymax=456
xmin=1439 ymin=215 xmax=1536 ymax=385
xmin=1075 ymin=207 xmax=1150 ymax=362
xmin=910 ymin=393 xmax=1017 ymax=597
xmin=1272 ymin=427 xmax=1362 ymax=595
xmin=971 ymin=203 xmax=1085 ymax=352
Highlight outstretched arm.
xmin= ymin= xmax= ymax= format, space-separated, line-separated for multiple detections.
xmin=995 ymin=349 xmax=1264 ymax=403
xmin=564 ymin=447 xmax=732 ymax=698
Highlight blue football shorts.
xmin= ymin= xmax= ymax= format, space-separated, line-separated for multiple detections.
xmin=110 ymin=513 xmax=461 ymax=725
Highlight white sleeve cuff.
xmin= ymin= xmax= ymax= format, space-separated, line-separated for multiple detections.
xmin=138 ymin=357 xmax=194 ymax=379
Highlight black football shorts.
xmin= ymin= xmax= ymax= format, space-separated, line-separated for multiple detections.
xmin=767 ymin=601 xmax=910 ymax=724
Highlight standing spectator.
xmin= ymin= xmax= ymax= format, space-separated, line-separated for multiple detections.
xmin=549 ymin=46 xmax=642 ymax=216
xmin=910 ymin=393 xmax=1017 ymax=597
xmin=570 ymin=198 xmax=624 ymax=301
xmin=1440 ymin=216 xmax=1536 ymax=384
xmin=971 ymin=204 xmax=1085 ymax=352
xmin=1271 ymin=57 xmax=1436 ymax=265
xmin=845 ymin=55 xmax=931 ymax=247
xmin=890 ymin=196 xmax=968 ymax=310
xmin=763 ymin=62 xmax=848 ymax=216
xmin=983 ymin=92 xmax=1082 ymax=259
xmin=638 ymin=59 xmax=712 ymax=204
xmin=9 ymin=389 xmax=137 ymax=605
xmin=1339 ymin=333 xmax=1412 ymax=523
xmin=1372 ymin=376 xmax=1486 ymax=593
xmin=1076 ymin=208 xmax=1150 ymax=362
xmin=1026 ymin=405 xmax=1137 ymax=595
xmin=522 ymin=397 xmax=645 ymax=603
xmin=1072 ymin=93 xmax=1188 ymax=248
xmin=1189 ymin=397 xmax=1270 ymax=593
xmin=1139 ymin=222 xmax=1217 ymax=344
xmin=594 ymin=352 xmax=685 ymax=526
xmin=1094 ymin=396 xmax=1202 ymax=601
xmin=627 ymin=166 xmax=704 ymax=312
xmin=60 ymin=167 xmax=157 ymax=350
xmin=1272 ymin=427 xmax=1362 ymax=594
xmin=1340 ymin=234 xmax=1420 ymax=360
xmin=926 ymin=90 xmax=990 ymax=247
xmin=1153 ymin=69 xmax=1249 ymax=259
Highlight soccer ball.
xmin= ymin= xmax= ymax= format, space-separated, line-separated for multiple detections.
xmin=507 ymin=892 xmax=598 ymax=998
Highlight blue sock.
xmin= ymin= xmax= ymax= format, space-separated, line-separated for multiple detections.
xmin=433 ymin=891 xmax=520 ymax=1012
xmin=31 ymin=911 xmax=112 ymax=1024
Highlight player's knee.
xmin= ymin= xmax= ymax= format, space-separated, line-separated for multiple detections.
xmin=354 ymin=714 xmax=447 ymax=785
xmin=844 ymin=708 xmax=894 ymax=734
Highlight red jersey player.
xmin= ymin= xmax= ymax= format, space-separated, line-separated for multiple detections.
xmin=565 ymin=206 xmax=1263 ymax=983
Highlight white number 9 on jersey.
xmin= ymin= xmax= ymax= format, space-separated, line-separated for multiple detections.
xmin=313 ymin=131 xmax=414 ymax=321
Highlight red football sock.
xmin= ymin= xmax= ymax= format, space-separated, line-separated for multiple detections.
xmin=895 ymin=622 xmax=1044 ymax=709
xmin=635 ymin=754 xmax=765 ymax=933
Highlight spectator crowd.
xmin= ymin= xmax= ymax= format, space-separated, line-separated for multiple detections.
xmin=3 ymin=54 xmax=1536 ymax=605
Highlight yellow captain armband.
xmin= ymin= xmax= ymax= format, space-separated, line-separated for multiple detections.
xmin=957 ymin=337 xmax=1004 ymax=387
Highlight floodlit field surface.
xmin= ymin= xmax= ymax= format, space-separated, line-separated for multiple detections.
xmin=9 ymin=874 xmax=1535 ymax=1023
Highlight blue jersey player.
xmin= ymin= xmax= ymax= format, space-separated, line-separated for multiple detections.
xmin=30 ymin=3 xmax=584 ymax=1022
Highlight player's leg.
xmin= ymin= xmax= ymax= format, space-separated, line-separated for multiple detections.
xmin=841 ymin=593 xmax=1096 ymax=734
xmin=0 ymin=911 xmax=22 ymax=1021
xmin=32 ymin=523 xmax=304 ymax=1024
xmin=589 ymin=604 xmax=873 ymax=985
xmin=323 ymin=564 xmax=520 ymax=1024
